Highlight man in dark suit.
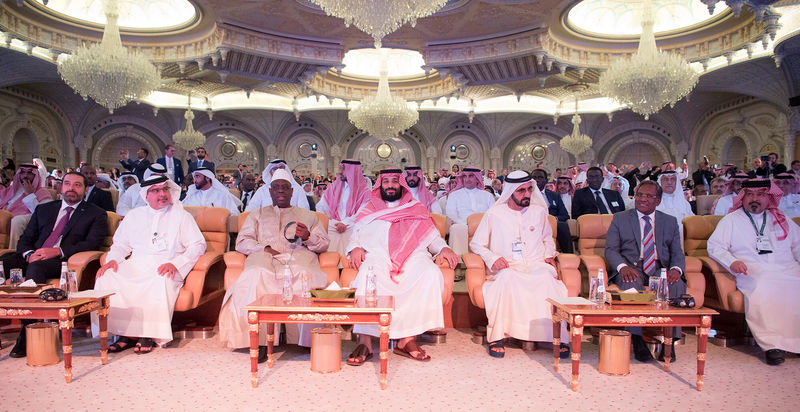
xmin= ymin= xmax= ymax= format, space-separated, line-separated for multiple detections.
xmin=692 ymin=161 xmax=716 ymax=191
xmin=605 ymin=180 xmax=686 ymax=363
xmin=0 ymin=171 xmax=108 ymax=358
xmin=571 ymin=166 xmax=625 ymax=219
xmin=531 ymin=169 xmax=573 ymax=253
xmin=155 ymin=144 xmax=184 ymax=186
xmin=119 ymin=147 xmax=152 ymax=182
xmin=187 ymin=146 xmax=215 ymax=176
xmin=81 ymin=164 xmax=114 ymax=212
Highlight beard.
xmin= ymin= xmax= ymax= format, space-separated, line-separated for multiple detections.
xmin=746 ymin=202 xmax=765 ymax=213
xmin=406 ymin=177 xmax=419 ymax=188
xmin=380 ymin=186 xmax=403 ymax=202
xmin=511 ymin=193 xmax=530 ymax=207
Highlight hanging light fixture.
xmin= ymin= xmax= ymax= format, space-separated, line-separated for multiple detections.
xmin=559 ymin=96 xmax=593 ymax=156
xmin=309 ymin=0 xmax=448 ymax=47
xmin=597 ymin=2 xmax=698 ymax=120
xmin=348 ymin=49 xmax=418 ymax=140
xmin=57 ymin=0 xmax=161 ymax=113
xmin=172 ymin=84 xmax=206 ymax=150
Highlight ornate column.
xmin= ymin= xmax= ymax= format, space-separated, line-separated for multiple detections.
xmin=330 ymin=144 xmax=342 ymax=171
xmin=426 ymin=145 xmax=438 ymax=177
xmin=489 ymin=147 xmax=502 ymax=171
xmin=73 ymin=134 xmax=89 ymax=164
xmin=787 ymin=106 xmax=800 ymax=161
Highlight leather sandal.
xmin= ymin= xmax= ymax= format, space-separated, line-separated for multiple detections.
xmin=394 ymin=340 xmax=431 ymax=362
xmin=346 ymin=343 xmax=373 ymax=366
xmin=488 ymin=341 xmax=505 ymax=358
xmin=559 ymin=343 xmax=571 ymax=359
xmin=108 ymin=336 xmax=138 ymax=353
xmin=134 ymin=338 xmax=156 ymax=355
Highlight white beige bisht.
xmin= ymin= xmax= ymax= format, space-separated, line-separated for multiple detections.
xmin=218 ymin=205 xmax=330 ymax=348
xmin=93 ymin=178 xmax=206 ymax=344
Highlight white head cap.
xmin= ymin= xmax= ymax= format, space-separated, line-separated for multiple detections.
xmin=270 ymin=168 xmax=293 ymax=185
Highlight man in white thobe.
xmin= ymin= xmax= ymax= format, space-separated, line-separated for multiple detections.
xmin=316 ymin=160 xmax=370 ymax=254
xmin=246 ymin=159 xmax=310 ymax=211
xmin=656 ymin=171 xmax=694 ymax=242
xmin=93 ymin=175 xmax=206 ymax=353
xmin=345 ymin=169 xmax=458 ymax=365
xmin=1 ymin=163 xmax=53 ymax=249
xmin=708 ymin=179 xmax=800 ymax=366
xmin=218 ymin=169 xmax=330 ymax=362
xmin=115 ymin=172 xmax=145 ymax=216
xmin=182 ymin=167 xmax=241 ymax=216
xmin=774 ymin=173 xmax=800 ymax=218
xmin=713 ymin=173 xmax=748 ymax=215
xmin=404 ymin=165 xmax=442 ymax=214
xmin=469 ymin=170 xmax=569 ymax=358
xmin=445 ymin=167 xmax=496 ymax=257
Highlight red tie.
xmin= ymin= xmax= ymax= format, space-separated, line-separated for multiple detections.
xmin=43 ymin=206 xmax=74 ymax=248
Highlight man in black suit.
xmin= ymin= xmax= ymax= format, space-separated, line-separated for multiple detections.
xmin=605 ymin=180 xmax=686 ymax=363
xmin=81 ymin=164 xmax=114 ymax=212
xmin=692 ymin=161 xmax=716 ymax=191
xmin=155 ymin=144 xmax=184 ymax=186
xmin=119 ymin=147 xmax=152 ymax=182
xmin=571 ymin=166 xmax=625 ymax=219
xmin=0 ymin=171 xmax=108 ymax=358
xmin=186 ymin=146 xmax=215 ymax=175
xmin=531 ymin=169 xmax=573 ymax=253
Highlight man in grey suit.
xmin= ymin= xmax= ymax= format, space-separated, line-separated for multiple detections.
xmin=605 ymin=180 xmax=686 ymax=363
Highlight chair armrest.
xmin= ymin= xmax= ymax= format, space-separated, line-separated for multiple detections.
xmin=176 ymin=251 xmax=224 ymax=311
xmin=462 ymin=253 xmax=485 ymax=270
xmin=697 ymin=256 xmax=737 ymax=311
xmin=463 ymin=252 xmax=486 ymax=308
xmin=0 ymin=248 xmax=14 ymax=258
xmin=435 ymin=254 xmax=456 ymax=306
xmin=67 ymin=251 xmax=105 ymax=288
xmin=192 ymin=251 xmax=223 ymax=272
xmin=556 ymin=253 xmax=581 ymax=297
xmin=684 ymin=256 xmax=706 ymax=308
xmin=727 ymin=290 xmax=745 ymax=313
xmin=579 ymin=254 xmax=609 ymax=291
xmin=223 ymin=251 xmax=246 ymax=290
xmin=319 ymin=252 xmax=339 ymax=268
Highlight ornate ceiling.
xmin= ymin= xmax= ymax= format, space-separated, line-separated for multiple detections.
xmin=0 ymin=0 xmax=798 ymax=118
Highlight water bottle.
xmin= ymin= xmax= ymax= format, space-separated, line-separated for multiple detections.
xmin=0 ymin=261 xmax=5 ymax=285
xmin=365 ymin=266 xmax=377 ymax=303
xmin=595 ymin=268 xmax=606 ymax=303
xmin=281 ymin=265 xmax=293 ymax=303
xmin=657 ymin=268 xmax=669 ymax=303
xmin=59 ymin=262 xmax=69 ymax=290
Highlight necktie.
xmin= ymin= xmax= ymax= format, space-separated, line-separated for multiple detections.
xmin=641 ymin=215 xmax=655 ymax=275
xmin=594 ymin=190 xmax=609 ymax=214
xmin=43 ymin=206 xmax=74 ymax=248
xmin=198 ymin=160 xmax=203 ymax=167
xmin=241 ymin=192 xmax=249 ymax=212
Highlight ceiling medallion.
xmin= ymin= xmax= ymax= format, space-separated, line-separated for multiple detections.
xmin=597 ymin=2 xmax=698 ymax=120
xmin=348 ymin=50 xmax=418 ymax=141
xmin=309 ymin=0 xmax=448 ymax=47
xmin=56 ymin=0 xmax=161 ymax=113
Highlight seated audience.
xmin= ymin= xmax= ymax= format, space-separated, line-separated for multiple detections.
xmin=316 ymin=160 xmax=370 ymax=254
xmin=445 ymin=167 xmax=496 ymax=257
xmin=0 ymin=163 xmax=53 ymax=249
xmin=182 ymin=167 xmax=241 ymax=215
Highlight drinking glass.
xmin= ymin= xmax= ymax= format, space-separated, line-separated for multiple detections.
xmin=657 ymin=277 xmax=669 ymax=303
xmin=0 ymin=269 xmax=5 ymax=286
xmin=648 ymin=276 xmax=660 ymax=296
xmin=300 ymin=272 xmax=311 ymax=298
xmin=589 ymin=276 xmax=600 ymax=302
xmin=9 ymin=268 xmax=24 ymax=285
xmin=66 ymin=270 xmax=78 ymax=296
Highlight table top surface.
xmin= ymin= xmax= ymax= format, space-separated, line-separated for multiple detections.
xmin=245 ymin=294 xmax=394 ymax=313
xmin=547 ymin=298 xmax=719 ymax=316
xmin=0 ymin=294 xmax=113 ymax=309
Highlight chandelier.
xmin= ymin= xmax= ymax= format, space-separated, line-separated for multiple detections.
xmin=57 ymin=0 xmax=161 ymax=113
xmin=560 ymin=97 xmax=593 ymax=156
xmin=348 ymin=50 xmax=418 ymax=140
xmin=172 ymin=90 xmax=206 ymax=150
xmin=597 ymin=2 xmax=698 ymax=120
xmin=309 ymin=0 xmax=448 ymax=47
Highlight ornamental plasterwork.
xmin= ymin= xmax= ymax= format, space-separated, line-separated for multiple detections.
xmin=306 ymin=72 xmax=462 ymax=103
xmin=0 ymin=308 xmax=33 ymax=316
xmin=422 ymin=29 xmax=548 ymax=67
xmin=287 ymin=313 xmax=349 ymax=321
xmin=604 ymin=131 xmax=672 ymax=165
xmin=611 ymin=316 xmax=674 ymax=324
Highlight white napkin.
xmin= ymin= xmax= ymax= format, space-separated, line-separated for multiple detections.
xmin=19 ymin=279 xmax=37 ymax=287
xmin=325 ymin=281 xmax=341 ymax=291
xmin=620 ymin=288 xmax=639 ymax=294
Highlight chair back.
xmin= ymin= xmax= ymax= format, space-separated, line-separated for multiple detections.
xmin=101 ymin=212 xmax=122 ymax=251
xmin=101 ymin=187 xmax=119 ymax=209
xmin=467 ymin=213 xmax=483 ymax=244
xmin=0 ymin=209 xmax=13 ymax=249
xmin=695 ymin=195 xmax=720 ymax=215
xmin=576 ymin=214 xmax=615 ymax=256
xmin=184 ymin=206 xmax=231 ymax=254
xmin=431 ymin=213 xmax=447 ymax=238
xmin=682 ymin=215 xmax=723 ymax=257
xmin=315 ymin=212 xmax=329 ymax=232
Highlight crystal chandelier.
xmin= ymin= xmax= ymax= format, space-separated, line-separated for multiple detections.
xmin=597 ymin=2 xmax=698 ymax=120
xmin=560 ymin=98 xmax=593 ymax=156
xmin=348 ymin=50 xmax=418 ymax=140
xmin=309 ymin=0 xmax=448 ymax=47
xmin=172 ymin=91 xmax=206 ymax=150
xmin=57 ymin=0 xmax=161 ymax=113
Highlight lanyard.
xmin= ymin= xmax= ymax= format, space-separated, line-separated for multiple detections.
xmin=744 ymin=211 xmax=767 ymax=236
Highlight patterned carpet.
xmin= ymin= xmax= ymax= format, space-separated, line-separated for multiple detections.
xmin=1 ymin=328 xmax=798 ymax=411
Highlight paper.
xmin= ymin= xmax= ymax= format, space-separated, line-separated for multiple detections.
xmin=550 ymin=297 xmax=594 ymax=305
xmin=18 ymin=279 xmax=37 ymax=287
xmin=620 ymin=288 xmax=639 ymax=294
xmin=324 ymin=281 xmax=341 ymax=291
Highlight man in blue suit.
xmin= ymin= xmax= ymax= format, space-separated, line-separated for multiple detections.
xmin=186 ymin=146 xmax=215 ymax=176
xmin=156 ymin=144 xmax=184 ymax=186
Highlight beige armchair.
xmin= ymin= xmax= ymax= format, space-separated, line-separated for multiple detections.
xmin=66 ymin=211 xmax=122 ymax=290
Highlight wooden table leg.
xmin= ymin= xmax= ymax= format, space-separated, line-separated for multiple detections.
xmin=662 ymin=326 xmax=673 ymax=372
xmin=379 ymin=313 xmax=391 ymax=390
xmin=98 ymin=301 xmax=109 ymax=365
xmin=696 ymin=316 xmax=711 ymax=391
xmin=58 ymin=309 xmax=74 ymax=383
xmin=248 ymin=311 xmax=258 ymax=388
xmin=266 ymin=322 xmax=275 ymax=368
xmin=551 ymin=305 xmax=560 ymax=372
xmin=570 ymin=315 xmax=583 ymax=392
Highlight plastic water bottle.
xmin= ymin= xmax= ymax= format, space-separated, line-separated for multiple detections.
xmin=0 ymin=261 xmax=5 ymax=285
xmin=59 ymin=262 xmax=69 ymax=290
xmin=366 ymin=266 xmax=377 ymax=303
xmin=595 ymin=268 xmax=606 ymax=303
xmin=657 ymin=268 xmax=669 ymax=303
xmin=281 ymin=265 xmax=293 ymax=303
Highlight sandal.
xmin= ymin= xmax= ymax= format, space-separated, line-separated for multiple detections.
xmin=134 ymin=338 xmax=156 ymax=355
xmin=559 ymin=343 xmax=571 ymax=359
xmin=346 ymin=343 xmax=373 ymax=366
xmin=393 ymin=340 xmax=431 ymax=362
xmin=108 ymin=336 xmax=138 ymax=353
xmin=488 ymin=341 xmax=505 ymax=358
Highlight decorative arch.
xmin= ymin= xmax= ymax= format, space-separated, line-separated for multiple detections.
xmin=12 ymin=128 xmax=39 ymax=166
xmin=91 ymin=125 xmax=163 ymax=172
xmin=81 ymin=114 xmax=172 ymax=147
xmin=345 ymin=132 xmax=421 ymax=176
xmin=285 ymin=130 xmax=329 ymax=177
xmin=440 ymin=129 xmax=486 ymax=170
xmin=697 ymin=121 xmax=760 ymax=167
xmin=602 ymin=131 xmax=672 ymax=166
xmin=201 ymin=128 xmax=264 ymax=175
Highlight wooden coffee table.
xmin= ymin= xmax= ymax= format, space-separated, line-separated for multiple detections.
xmin=547 ymin=298 xmax=718 ymax=392
xmin=245 ymin=294 xmax=394 ymax=389
xmin=0 ymin=294 xmax=113 ymax=383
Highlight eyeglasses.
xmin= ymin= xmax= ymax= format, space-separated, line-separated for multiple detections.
xmin=634 ymin=193 xmax=658 ymax=199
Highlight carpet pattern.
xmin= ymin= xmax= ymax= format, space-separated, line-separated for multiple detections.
xmin=1 ymin=328 xmax=798 ymax=411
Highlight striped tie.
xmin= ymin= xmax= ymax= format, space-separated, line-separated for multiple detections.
xmin=642 ymin=215 xmax=655 ymax=275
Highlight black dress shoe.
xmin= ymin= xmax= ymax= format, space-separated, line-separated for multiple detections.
xmin=657 ymin=341 xmax=677 ymax=363
xmin=9 ymin=331 xmax=26 ymax=358
xmin=632 ymin=335 xmax=654 ymax=362
xmin=257 ymin=346 xmax=268 ymax=364
xmin=765 ymin=349 xmax=785 ymax=366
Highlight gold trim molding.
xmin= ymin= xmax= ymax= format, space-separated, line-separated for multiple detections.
xmin=611 ymin=316 xmax=674 ymax=324
xmin=287 ymin=313 xmax=350 ymax=322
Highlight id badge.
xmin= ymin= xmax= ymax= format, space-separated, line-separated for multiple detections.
xmin=152 ymin=233 xmax=168 ymax=251
xmin=756 ymin=235 xmax=772 ymax=254
xmin=511 ymin=241 xmax=523 ymax=261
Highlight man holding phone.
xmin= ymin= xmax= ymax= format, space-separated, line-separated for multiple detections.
xmin=692 ymin=158 xmax=715 ymax=194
